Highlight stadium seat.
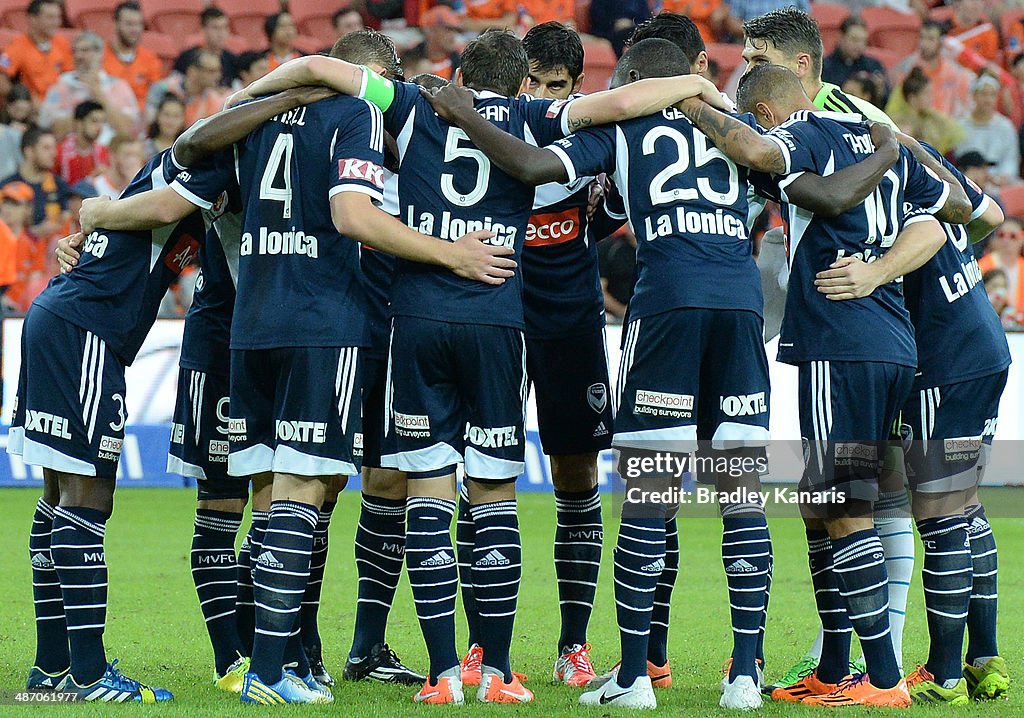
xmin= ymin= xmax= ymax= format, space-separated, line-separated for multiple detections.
xmin=861 ymin=6 xmax=921 ymax=53
xmin=580 ymin=38 xmax=615 ymax=93
xmin=706 ymin=42 xmax=744 ymax=82
xmin=575 ymin=0 xmax=591 ymax=35
xmin=289 ymin=0 xmax=341 ymax=49
xmin=65 ymin=0 xmax=119 ymax=39
xmin=866 ymin=46 xmax=904 ymax=73
xmin=221 ymin=0 xmax=283 ymax=41
xmin=184 ymin=31 xmax=250 ymax=56
xmin=141 ymin=30 xmax=179 ymax=66
xmin=142 ymin=0 xmax=204 ymax=38
xmin=293 ymin=33 xmax=325 ymax=55
xmin=927 ymin=6 xmax=955 ymax=23
xmin=0 ymin=0 xmax=28 ymax=32
xmin=999 ymin=184 xmax=1024 ymax=218
xmin=811 ymin=2 xmax=849 ymax=54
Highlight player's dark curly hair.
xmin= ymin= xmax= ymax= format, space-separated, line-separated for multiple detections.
xmin=743 ymin=7 xmax=823 ymax=79
xmin=330 ymin=29 xmax=403 ymax=80
xmin=523 ymin=21 xmax=584 ymax=81
xmin=460 ymin=30 xmax=529 ymax=98
xmin=627 ymin=13 xmax=705 ymax=67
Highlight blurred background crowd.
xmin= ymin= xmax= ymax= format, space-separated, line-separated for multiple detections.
xmin=0 ymin=0 xmax=1022 ymax=330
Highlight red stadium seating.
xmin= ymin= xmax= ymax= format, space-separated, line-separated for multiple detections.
xmin=866 ymin=45 xmax=904 ymax=73
xmin=861 ymin=6 xmax=921 ymax=53
xmin=999 ymin=184 xmax=1024 ymax=219
xmin=65 ymin=0 xmax=119 ymax=39
xmin=580 ymin=38 xmax=615 ymax=93
xmin=811 ymin=2 xmax=849 ymax=55
xmin=141 ymin=30 xmax=179 ymax=66
xmin=575 ymin=0 xmax=591 ymax=35
xmin=0 ymin=0 xmax=28 ymax=32
xmin=184 ymin=31 xmax=251 ymax=56
xmin=220 ymin=0 xmax=283 ymax=41
xmin=142 ymin=0 xmax=204 ymax=38
xmin=706 ymin=42 xmax=743 ymax=82
xmin=292 ymin=33 xmax=325 ymax=55
xmin=289 ymin=0 xmax=341 ymax=49
xmin=927 ymin=6 xmax=955 ymax=23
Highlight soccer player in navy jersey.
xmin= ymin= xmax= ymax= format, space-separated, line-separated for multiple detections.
xmin=816 ymin=146 xmax=1009 ymax=703
xmin=422 ymin=39 xmax=920 ymax=709
xmin=231 ymin=28 xmax=728 ymax=705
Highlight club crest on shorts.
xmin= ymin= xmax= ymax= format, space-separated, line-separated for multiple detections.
xmin=587 ymin=383 xmax=608 ymax=414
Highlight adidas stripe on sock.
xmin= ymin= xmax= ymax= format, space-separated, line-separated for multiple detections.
xmin=965 ymin=504 xmax=999 ymax=663
xmin=191 ymin=509 xmax=244 ymax=675
xmin=406 ymin=496 xmax=459 ymax=681
xmin=647 ymin=514 xmax=677 ymax=667
xmin=236 ymin=520 xmax=258 ymax=656
xmin=250 ymin=501 xmax=318 ymax=685
xmin=875 ymin=490 xmax=914 ymax=670
xmin=30 ymin=498 xmax=69 ymax=673
xmin=553 ymin=487 xmax=602 ymax=651
xmin=455 ymin=486 xmax=480 ymax=649
xmin=615 ymin=515 xmax=667 ymax=688
xmin=351 ymin=494 xmax=406 ymax=659
xmin=50 ymin=506 xmax=110 ymax=685
xmin=832 ymin=529 xmax=900 ymax=689
xmin=300 ymin=501 xmax=334 ymax=657
xmin=470 ymin=499 xmax=522 ymax=682
xmin=806 ymin=529 xmax=852 ymax=684
xmin=721 ymin=502 xmax=772 ymax=681
xmin=917 ymin=515 xmax=972 ymax=683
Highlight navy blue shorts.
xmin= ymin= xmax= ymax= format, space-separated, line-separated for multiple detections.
xmin=361 ymin=354 xmax=387 ymax=470
xmin=7 ymin=306 xmax=127 ymax=479
xmin=381 ymin=316 xmax=526 ymax=482
xmin=902 ymin=369 xmax=1008 ymax=493
xmin=798 ymin=360 xmax=914 ymax=502
xmin=168 ymin=367 xmax=249 ymax=500
xmin=526 ymin=328 xmax=612 ymax=456
xmin=228 ymin=347 xmax=362 ymax=478
xmin=613 ymin=309 xmax=770 ymax=451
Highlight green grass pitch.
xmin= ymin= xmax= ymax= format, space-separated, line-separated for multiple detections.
xmin=0 ymin=487 xmax=1021 ymax=716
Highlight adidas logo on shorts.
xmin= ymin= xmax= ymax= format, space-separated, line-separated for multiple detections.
xmin=421 ymin=551 xmax=455 ymax=567
xmin=255 ymin=551 xmax=284 ymax=569
xmin=641 ymin=558 xmax=665 ymax=573
xmin=475 ymin=549 xmax=510 ymax=566
xmin=30 ymin=552 xmax=53 ymax=569
xmin=725 ymin=558 xmax=758 ymax=574
xmin=967 ymin=517 xmax=988 ymax=535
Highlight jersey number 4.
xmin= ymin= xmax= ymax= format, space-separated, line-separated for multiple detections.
xmin=259 ymin=134 xmax=294 ymax=219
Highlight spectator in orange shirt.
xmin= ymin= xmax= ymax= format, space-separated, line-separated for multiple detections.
xmin=516 ymin=0 xmax=575 ymax=28
xmin=265 ymin=12 xmax=302 ymax=71
xmin=146 ymin=50 xmax=227 ymax=128
xmin=412 ymin=7 xmax=462 ymax=82
xmin=888 ymin=20 xmax=974 ymax=119
xmin=0 ymin=193 xmax=18 ymax=311
xmin=0 ymin=0 xmax=73 ymax=102
xmin=947 ymin=0 xmax=1000 ymax=64
xmin=103 ymin=1 xmax=164 ymax=111
xmin=979 ymin=218 xmax=1024 ymax=327
xmin=174 ymin=7 xmax=238 ymax=88
xmin=1 ymin=181 xmax=49 ymax=312
xmin=1 ymin=127 xmax=68 ymax=240
xmin=462 ymin=0 xmax=518 ymax=33
xmin=93 ymin=134 xmax=144 ymax=199
xmin=54 ymin=100 xmax=110 ymax=186
xmin=660 ymin=0 xmax=728 ymax=44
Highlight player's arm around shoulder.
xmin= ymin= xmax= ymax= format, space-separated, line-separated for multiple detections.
xmin=227 ymin=57 xmax=388 ymax=111
xmin=678 ymin=98 xmax=787 ymax=175
xmin=565 ymin=75 xmax=727 ymax=132
xmin=898 ymin=132 xmax=971 ymax=225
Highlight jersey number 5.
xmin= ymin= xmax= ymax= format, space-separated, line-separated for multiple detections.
xmin=642 ymin=127 xmax=739 ymax=207
xmin=441 ymin=128 xmax=491 ymax=207
xmin=259 ymin=134 xmax=294 ymax=219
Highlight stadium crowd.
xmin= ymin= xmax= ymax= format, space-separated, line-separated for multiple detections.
xmin=0 ymin=0 xmax=1023 ymax=327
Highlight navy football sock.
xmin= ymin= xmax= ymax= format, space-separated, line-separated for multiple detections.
xmin=300 ymin=501 xmax=334 ymax=657
xmin=250 ymin=501 xmax=317 ymax=685
xmin=721 ymin=503 xmax=772 ymax=681
xmin=191 ymin=509 xmax=244 ymax=675
xmin=647 ymin=515 xmax=677 ymax=667
xmin=50 ymin=506 xmax=109 ymax=685
xmin=832 ymin=529 xmax=899 ymax=689
xmin=806 ymin=529 xmax=852 ymax=684
xmin=965 ymin=504 xmax=999 ymax=663
xmin=455 ymin=486 xmax=480 ymax=649
xmin=30 ymin=498 xmax=69 ymax=674
xmin=235 ymin=522 xmax=256 ymax=656
xmin=470 ymin=500 xmax=522 ymax=682
xmin=554 ymin=487 xmax=602 ymax=651
xmin=615 ymin=515 xmax=666 ymax=688
xmin=351 ymin=494 xmax=406 ymax=658
xmin=757 ymin=529 xmax=774 ymax=665
xmin=917 ymin=515 xmax=972 ymax=683
xmin=406 ymin=496 xmax=459 ymax=681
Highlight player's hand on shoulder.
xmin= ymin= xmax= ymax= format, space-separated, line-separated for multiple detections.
xmin=814 ymin=256 xmax=883 ymax=301
xmin=449 ymin=231 xmax=516 ymax=286
xmin=55 ymin=232 xmax=84 ymax=274
xmin=223 ymin=88 xmax=251 ymax=110
xmin=866 ymin=121 xmax=898 ymax=164
xmin=586 ymin=179 xmax=605 ymax=221
xmin=698 ymin=79 xmax=730 ymax=111
xmin=78 ymin=196 xmax=109 ymax=236
xmin=420 ymin=84 xmax=476 ymax=124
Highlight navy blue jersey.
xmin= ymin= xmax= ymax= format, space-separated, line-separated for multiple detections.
xmin=33 ymin=150 xmax=212 ymax=365
xmin=187 ymin=96 xmax=386 ymax=350
xmin=902 ymin=149 xmax=1010 ymax=388
xmin=750 ymin=111 xmax=950 ymax=367
xmin=382 ymin=83 xmax=575 ymax=329
xmin=548 ymin=108 xmax=763 ymax=321
xmin=360 ymin=169 xmax=398 ymax=359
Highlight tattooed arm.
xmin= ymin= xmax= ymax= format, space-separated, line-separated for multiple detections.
xmin=897 ymin=132 xmax=972 ymax=225
xmin=563 ymin=75 xmax=727 ymax=132
xmin=679 ymin=97 xmax=787 ymax=174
